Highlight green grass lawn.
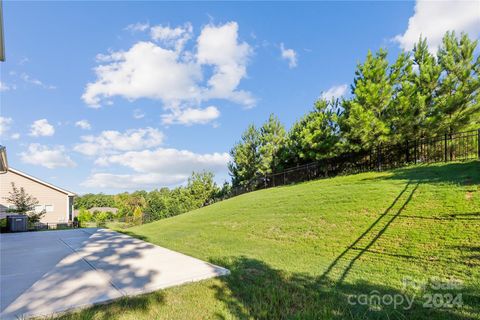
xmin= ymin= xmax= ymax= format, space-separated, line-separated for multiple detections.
xmin=58 ymin=161 xmax=480 ymax=320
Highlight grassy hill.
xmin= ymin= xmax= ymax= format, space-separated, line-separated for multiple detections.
xmin=60 ymin=161 xmax=479 ymax=320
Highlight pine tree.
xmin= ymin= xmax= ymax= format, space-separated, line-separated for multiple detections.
xmin=435 ymin=32 xmax=480 ymax=134
xmin=342 ymin=49 xmax=392 ymax=150
xmin=228 ymin=124 xmax=261 ymax=187
xmin=286 ymin=99 xmax=341 ymax=164
xmin=410 ymin=37 xmax=442 ymax=137
xmin=258 ymin=114 xmax=286 ymax=175
xmin=388 ymin=51 xmax=418 ymax=142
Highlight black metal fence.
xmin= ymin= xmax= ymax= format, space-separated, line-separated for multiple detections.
xmin=231 ymin=128 xmax=480 ymax=196
xmin=30 ymin=221 xmax=79 ymax=231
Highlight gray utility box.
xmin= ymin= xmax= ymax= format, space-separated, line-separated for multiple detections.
xmin=6 ymin=215 xmax=28 ymax=232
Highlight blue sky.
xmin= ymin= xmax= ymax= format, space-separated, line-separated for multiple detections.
xmin=1 ymin=1 xmax=479 ymax=194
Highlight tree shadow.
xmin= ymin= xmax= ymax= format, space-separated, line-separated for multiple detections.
xmin=320 ymin=182 xmax=417 ymax=284
xmin=449 ymin=245 xmax=480 ymax=263
xmin=210 ymin=177 xmax=478 ymax=319
xmin=362 ymin=161 xmax=480 ymax=185
xmin=0 ymin=229 xmax=163 ymax=319
xmin=112 ymin=229 xmax=151 ymax=242
xmin=54 ymin=290 xmax=165 ymax=320
xmin=396 ymin=212 xmax=480 ymax=221
xmin=210 ymin=256 xmax=479 ymax=320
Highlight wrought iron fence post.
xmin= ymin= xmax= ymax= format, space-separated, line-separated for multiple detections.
xmin=406 ymin=140 xmax=409 ymax=163
xmin=368 ymin=149 xmax=372 ymax=170
xmin=450 ymin=133 xmax=454 ymax=161
xmin=377 ymin=145 xmax=382 ymax=171
xmin=478 ymin=128 xmax=480 ymax=159
xmin=414 ymin=139 xmax=417 ymax=164
xmin=444 ymin=133 xmax=448 ymax=162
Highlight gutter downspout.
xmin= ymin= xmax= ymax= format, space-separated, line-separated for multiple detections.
xmin=0 ymin=145 xmax=8 ymax=173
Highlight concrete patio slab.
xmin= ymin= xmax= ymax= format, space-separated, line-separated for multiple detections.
xmin=0 ymin=228 xmax=229 ymax=319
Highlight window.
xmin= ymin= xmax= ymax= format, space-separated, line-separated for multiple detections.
xmin=34 ymin=205 xmax=44 ymax=213
xmin=45 ymin=205 xmax=54 ymax=212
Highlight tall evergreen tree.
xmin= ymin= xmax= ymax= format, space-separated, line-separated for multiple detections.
xmin=435 ymin=32 xmax=480 ymax=133
xmin=342 ymin=49 xmax=393 ymax=150
xmin=286 ymin=99 xmax=341 ymax=164
xmin=228 ymin=124 xmax=261 ymax=187
xmin=411 ymin=37 xmax=442 ymax=137
xmin=388 ymin=51 xmax=422 ymax=142
xmin=258 ymin=114 xmax=286 ymax=175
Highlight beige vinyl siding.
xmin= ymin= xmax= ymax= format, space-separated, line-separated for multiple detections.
xmin=0 ymin=170 xmax=70 ymax=223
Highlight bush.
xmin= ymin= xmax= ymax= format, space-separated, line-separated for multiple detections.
xmin=28 ymin=212 xmax=44 ymax=224
xmin=0 ymin=218 xmax=6 ymax=233
xmin=133 ymin=207 xmax=143 ymax=225
xmin=95 ymin=211 xmax=109 ymax=223
xmin=105 ymin=211 xmax=114 ymax=220
xmin=77 ymin=208 xmax=93 ymax=223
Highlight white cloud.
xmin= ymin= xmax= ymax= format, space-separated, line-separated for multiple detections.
xmin=18 ymin=57 xmax=30 ymax=65
xmin=394 ymin=0 xmax=480 ymax=52
xmin=162 ymin=106 xmax=220 ymax=125
xmin=82 ymin=173 xmax=186 ymax=190
xmin=0 ymin=117 xmax=20 ymax=140
xmin=83 ymin=147 xmax=229 ymax=189
xmin=30 ymin=119 xmax=55 ymax=137
xmin=20 ymin=144 xmax=76 ymax=169
xmin=133 ymin=108 xmax=145 ymax=119
xmin=280 ymin=43 xmax=297 ymax=68
xmin=83 ymin=21 xmax=254 ymax=124
xmin=19 ymin=73 xmax=56 ymax=89
xmin=197 ymin=22 xmax=254 ymax=106
xmin=321 ymin=84 xmax=348 ymax=100
xmin=75 ymin=120 xmax=92 ymax=130
xmin=0 ymin=117 xmax=13 ymax=136
xmin=82 ymin=41 xmax=202 ymax=107
xmin=150 ymin=23 xmax=193 ymax=51
xmin=74 ymin=127 xmax=164 ymax=156
xmin=0 ymin=81 xmax=14 ymax=92
xmin=125 ymin=22 xmax=150 ymax=32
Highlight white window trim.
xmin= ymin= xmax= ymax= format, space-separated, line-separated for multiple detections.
xmin=34 ymin=205 xmax=44 ymax=213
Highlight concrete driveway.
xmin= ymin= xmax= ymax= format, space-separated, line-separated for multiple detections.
xmin=0 ymin=228 xmax=229 ymax=319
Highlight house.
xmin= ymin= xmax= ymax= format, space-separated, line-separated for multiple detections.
xmin=0 ymin=147 xmax=76 ymax=223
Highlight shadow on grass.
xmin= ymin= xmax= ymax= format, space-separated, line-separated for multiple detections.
xmin=54 ymin=291 xmax=165 ymax=320
xmin=210 ymin=256 xmax=479 ymax=320
xmin=319 ymin=182 xmax=417 ymax=284
xmin=396 ymin=212 xmax=480 ymax=221
xmin=363 ymin=161 xmax=480 ymax=185
xmin=110 ymin=229 xmax=151 ymax=242
xmin=210 ymin=177 xmax=478 ymax=319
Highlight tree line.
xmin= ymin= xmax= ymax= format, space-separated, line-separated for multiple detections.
xmin=74 ymin=171 xmax=231 ymax=224
xmin=75 ymin=32 xmax=479 ymax=223
xmin=229 ymin=32 xmax=480 ymax=187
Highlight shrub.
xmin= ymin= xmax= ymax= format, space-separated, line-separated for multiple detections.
xmin=95 ymin=211 xmax=109 ymax=223
xmin=0 ymin=218 xmax=6 ymax=233
xmin=105 ymin=211 xmax=114 ymax=220
xmin=6 ymin=182 xmax=45 ymax=222
xmin=77 ymin=208 xmax=93 ymax=223
xmin=133 ymin=207 xmax=143 ymax=225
